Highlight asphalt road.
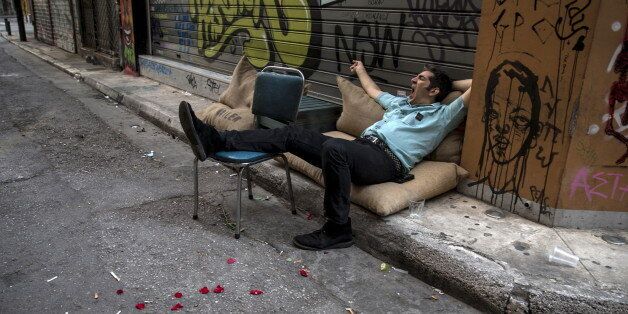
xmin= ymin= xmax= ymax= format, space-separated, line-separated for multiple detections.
xmin=0 ymin=37 xmax=477 ymax=313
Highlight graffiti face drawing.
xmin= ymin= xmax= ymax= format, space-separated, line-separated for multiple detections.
xmin=485 ymin=61 xmax=541 ymax=164
xmin=477 ymin=60 xmax=541 ymax=195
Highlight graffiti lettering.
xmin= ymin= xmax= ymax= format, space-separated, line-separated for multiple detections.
xmin=206 ymin=78 xmax=221 ymax=95
xmin=190 ymin=0 xmax=313 ymax=69
xmin=186 ymin=73 xmax=198 ymax=89
xmin=334 ymin=16 xmax=405 ymax=72
xmin=139 ymin=59 xmax=172 ymax=76
xmin=406 ymin=0 xmax=481 ymax=12
xmin=174 ymin=14 xmax=195 ymax=54
xmin=554 ymin=0 xmax=591 ymax=41
xmin=569 ymin=167 xmax=628 ymax=202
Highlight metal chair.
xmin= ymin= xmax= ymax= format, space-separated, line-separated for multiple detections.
xmin=193 ymin=66 xmax=305 ymax=239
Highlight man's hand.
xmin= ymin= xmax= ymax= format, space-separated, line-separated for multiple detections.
xmin=452 ymin=79 xmax=472 ymax=107
xmin=350 ymin=60 xmax=382 ymax=100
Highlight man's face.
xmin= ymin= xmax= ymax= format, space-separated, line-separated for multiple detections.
xmin=408 ymin=70 xmax=436 ymax=104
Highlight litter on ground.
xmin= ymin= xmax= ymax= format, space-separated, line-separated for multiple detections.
xmin=109 ymin=271 xmax=120 ymax=281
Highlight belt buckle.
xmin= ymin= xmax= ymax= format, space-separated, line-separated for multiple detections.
xmin=366 ymin=135 xmax=379 ymax=145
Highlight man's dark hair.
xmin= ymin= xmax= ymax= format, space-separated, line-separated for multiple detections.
xmin=424 ymin=65 xmax=453 ymax=103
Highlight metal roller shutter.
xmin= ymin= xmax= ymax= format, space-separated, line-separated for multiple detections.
xmin=149 ymin=0 xmax=481 ymax=102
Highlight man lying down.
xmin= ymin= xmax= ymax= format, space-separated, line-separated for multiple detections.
xmin=178 ymin=60 xmax=472 ymax=251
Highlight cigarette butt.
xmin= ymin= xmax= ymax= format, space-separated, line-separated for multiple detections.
xmin=94 ymin=292 xmax=99 ymax=299
xmin=46 ymin=276 xmax=58 ymax=282
xmin=116 ymin=311 xmax=121 ymax=314
xmin=110 ymin=271 xmax=120 ymax=281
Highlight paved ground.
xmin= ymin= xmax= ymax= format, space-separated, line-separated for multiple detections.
xmin=0 ymin=34 xmax=477 ymax=313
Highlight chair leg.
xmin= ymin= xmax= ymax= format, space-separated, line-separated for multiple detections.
xmin=193 ymin=157 xmax=199 ymax=220
xmin=246 ymin=167 xmax=253 ymax=200
xmin=235 ymin=167 xmax=246 ymax=239
xmin=280 ymin=155 xmax=297 ymax=215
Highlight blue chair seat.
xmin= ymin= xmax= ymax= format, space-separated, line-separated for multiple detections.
xmin=213 ymin=151 xmax=271 ymax=163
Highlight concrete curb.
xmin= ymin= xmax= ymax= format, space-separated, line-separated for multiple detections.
xmin=5 ymin=36 xmax=626 ymax=313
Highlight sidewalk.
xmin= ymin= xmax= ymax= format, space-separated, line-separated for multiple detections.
xmin=2 ymin=33 xmax=626 ymax=312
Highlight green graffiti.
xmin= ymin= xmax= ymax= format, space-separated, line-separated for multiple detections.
xmin=124 ymin=46 xmax=136 ymax=66
xmin=190 ymin=0 xmax=312 ymax=69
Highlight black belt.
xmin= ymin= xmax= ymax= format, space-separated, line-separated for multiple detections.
xmin=361 ymin=135 xmax=408 ymax=179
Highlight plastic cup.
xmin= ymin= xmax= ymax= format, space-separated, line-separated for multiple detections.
xmin=548 ymin=246 xmax=579 ymax=267
xmin=408 ymin=199 xmax=426 ymax=219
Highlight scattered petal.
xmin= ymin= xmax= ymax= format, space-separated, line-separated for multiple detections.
xmin=174 ymin=292 xmax=183 ymax=298
xmin=227 ymin=258 xmax=237 ymax=264
xmin=306 ymin=211 xmax=313 ymax=220
xmin=249 ymin=289 xmax=264 ymax=295
xmin=199 ymin=286 xmax=210 ymax=294
xmin=170 ymin=303 xmax=183 ymax=311
xmin=299 ymin=269 xmax=309 ymax=277
xmin=135 ymin=303 xmax=146 ymax=310
xmin=213 ymin=285 xmax=224 ymax=293
xmin=116 ymin=289 xmax=124 ymax=295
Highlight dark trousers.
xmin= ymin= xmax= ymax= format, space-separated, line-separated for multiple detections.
xmin=222 ymin=125 xmax=398 ymax=224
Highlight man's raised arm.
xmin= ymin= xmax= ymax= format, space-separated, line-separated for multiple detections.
xmin=452 ymin=79 xmax=472 ymax=107
xmin=350 ymin=60 xmax=382 ymax=100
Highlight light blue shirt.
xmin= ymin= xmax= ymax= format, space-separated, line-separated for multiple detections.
xmin=362 ymin=92 xmax=467 ymax=171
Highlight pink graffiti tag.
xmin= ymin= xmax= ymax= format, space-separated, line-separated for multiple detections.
xmin=569 ymin=167 xmax=628 ymax=202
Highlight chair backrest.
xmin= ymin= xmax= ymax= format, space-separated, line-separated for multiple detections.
xmin=252 ymin=66 xmax=304 ymax=124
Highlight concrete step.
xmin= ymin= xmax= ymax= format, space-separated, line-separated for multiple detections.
xmin=138 ymin=55 xmax=230 ymax=101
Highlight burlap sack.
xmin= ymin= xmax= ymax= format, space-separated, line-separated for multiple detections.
xmin=335 ymin=76 xmax=384 ymax=137
xmin=197 ymin=102 xmax=255 ymax=131
xmin=279 ymin=131 xmax=468 ymax=216
xmin=218 ymin=55 xmax=258 ymax=109
xmin=425 ymin=129 xmax=464 ymax=164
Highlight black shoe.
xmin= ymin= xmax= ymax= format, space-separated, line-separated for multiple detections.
xmin=179 ymin=101 xmax=222 ymax=160
xmin=293 ymin=219 xmax=354 ymax=250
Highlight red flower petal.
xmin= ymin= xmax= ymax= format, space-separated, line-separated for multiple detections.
xmin=199 ymin=286 xmax=210 ymax=294
xmin=213 ymin=284 xmax=224 ymax=293
xmin=174 ymin=292 xmax=183 ymax=298
xmin=227 ymin=258 xmax=237 ymax=264
xmin=249 ymin=289 xmax=264 ymax=295
xmin=170 ymin=303 xmax=184 ymax=311
xmin=299 ymin=269 xmax=309 ymax=277
xmin=135 ymin=303 xmax=146 ymax=310
xmin=116 ymin=289 xmax=124 ymax=295
xmin=306 ymin=211 xmax=313 ymax=220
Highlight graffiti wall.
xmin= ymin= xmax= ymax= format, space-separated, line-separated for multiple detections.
xmin=558 ymin=1 xmax=627 ymax=215
xmin=460 ymin=0 xmax=600 ymax=224
xmin=148 ymin=0 xmax=481 ymax=101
